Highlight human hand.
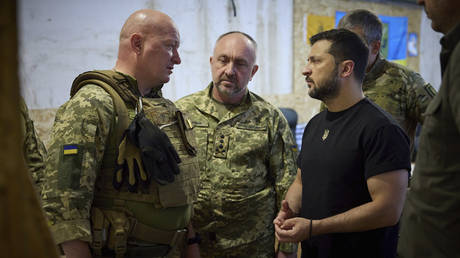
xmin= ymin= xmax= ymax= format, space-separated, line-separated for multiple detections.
xmin=274 ymin=200 xmax=296 ymax=228
xmin=275 ymin=217 xmax=310 ymax=243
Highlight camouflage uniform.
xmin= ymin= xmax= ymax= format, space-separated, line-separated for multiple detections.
xmin=362 ymin=56 xmax=436 ymax=149
xmin=41 ymin=71 xmax=199 ymax=257
xmin=176 ymin=83 xmax=297 ymax=257
xmin=19 ymin=96 xmax=47 ymax=192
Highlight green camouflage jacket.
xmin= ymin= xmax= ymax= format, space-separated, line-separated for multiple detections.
xmin=41 ymin=84 xmax=118 ymax=244
xmin=176 ymin=83 xmax=297 ymax=255
xmin=19 ymin=97 xmax=47 ymax=192
xmin=363 ymin=56 xmax=436 ymax=148
xmin=40 ymin=76 xmax=193 ymax=245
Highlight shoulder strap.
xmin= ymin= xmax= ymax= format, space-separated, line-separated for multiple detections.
xmin=71 ymin=70 xmax=130 ymax=144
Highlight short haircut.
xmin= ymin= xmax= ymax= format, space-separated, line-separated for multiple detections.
xmin=310 ymin=28 xmax=369 ymax=82
xmin=216 ymin=31 xmax=258 ymax=52
xmin=338 ymin=9 xmax=382 ymax=45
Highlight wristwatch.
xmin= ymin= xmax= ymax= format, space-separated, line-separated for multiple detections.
xmin=187 ymin=232 xmax=201 ymax=245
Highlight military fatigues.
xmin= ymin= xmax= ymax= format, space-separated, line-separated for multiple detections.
xmin=398 ymin=23 xmax=460 ymax=258
xmin=176 ymin=83 xmax=297 ymax=258
xmin=362 ymin=56 xmax=436 ymax=149
xmin=19 ymin=96 xmax=47 ymax=193
xmin=40 ymin=70 xmax=199 ymax=257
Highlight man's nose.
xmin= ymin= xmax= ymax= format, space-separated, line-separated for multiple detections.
xmin=224 ymin=62 xmax=236 ymax=76
xmin=302 ymin=64 xmax=312 ymax=76
xmin=172 ymin=48 xmax=181 ymax=65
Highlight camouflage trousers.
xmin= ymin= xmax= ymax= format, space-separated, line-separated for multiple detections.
xmin=200 ymin=234 xmax=275 ymax=258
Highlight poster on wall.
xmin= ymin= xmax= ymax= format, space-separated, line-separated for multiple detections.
xmin=408 ymin=33 xmax=418 ymax=57
xmin=335 ymin=11 xmax=408 ymax=66
xmin=306 ymin=14 xmax=335 ymax=42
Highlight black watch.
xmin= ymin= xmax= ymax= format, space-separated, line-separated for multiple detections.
xmin=187 ymin=232 xmax=201 ymax=245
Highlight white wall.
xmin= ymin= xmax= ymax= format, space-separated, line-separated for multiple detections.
xmin=419 ymin=10 xmax=443 ymax=90
xmin=18 ymin=0 xmax=293 ymax=109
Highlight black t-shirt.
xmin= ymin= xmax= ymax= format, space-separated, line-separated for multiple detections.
xmin=297 ymin=98 xmax=410 ymax=258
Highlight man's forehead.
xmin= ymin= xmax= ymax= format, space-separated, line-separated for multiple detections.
xmin=309 ymin=40 xmax=332 ymax=56
xmin=214 ymin=38 xmax=255 ymax=61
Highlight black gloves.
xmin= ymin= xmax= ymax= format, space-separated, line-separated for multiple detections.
xmin=113 ymin=111 xmax=181 ymax=192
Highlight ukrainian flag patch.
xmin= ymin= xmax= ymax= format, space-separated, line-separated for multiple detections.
xmin=63 ymin=144 xmax=78 ymax=155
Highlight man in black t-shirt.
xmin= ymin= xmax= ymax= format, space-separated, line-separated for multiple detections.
xmin=273 ymin=29 xmax=411 ymax=258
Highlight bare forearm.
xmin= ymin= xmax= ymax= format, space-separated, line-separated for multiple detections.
xmin=313 ymin=198 xmax=402 ymax=236
xmin=284 ymin=169 xmax=302 ymax=214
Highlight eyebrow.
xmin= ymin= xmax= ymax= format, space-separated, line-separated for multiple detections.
xmin=308 ymin=55 xmax=319 ymax=61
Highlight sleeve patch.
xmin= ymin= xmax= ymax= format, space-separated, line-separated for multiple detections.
xmin=58 ymin=144 xmax=84 ymax=190
xmin=424 ymin=84 xmax=437 ymax=98
xmin=63 ymin=144 xmax=79 ymax=155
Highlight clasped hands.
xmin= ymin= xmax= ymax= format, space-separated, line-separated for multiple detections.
xmin=273 ymin=200 xmax=312 ymax=243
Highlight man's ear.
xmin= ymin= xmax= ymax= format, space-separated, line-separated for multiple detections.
xmin=340 ymin=60 xmax=354 ymax=78
xmin=249 ymin=65 xmax=259 ymax=81
xmin=131 ymin=33 xmax=143 ymax=54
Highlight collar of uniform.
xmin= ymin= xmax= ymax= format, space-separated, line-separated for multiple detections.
xmin=114 ymin=70 xmax=162 ymax=98
xmin=363 ymin=55 xmax=386 ymax=87
xmin=440 ymin=22 xmax=460 ymax=76
xmin=193 ymin=82 xmax=254 ymax=121
xmin=440 ymin=22 xmax=460 ymax=50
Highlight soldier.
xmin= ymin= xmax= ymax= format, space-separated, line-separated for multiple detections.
xmin=19 ymin=96 xmax=47 ymax=193
xmin=337 ymin=9 xmax=436 ymax=152
xmin=398 ymin=0 xmax=460 ymax=257
xmin=40 ymin=9 xmax=200 ymax=258
xmin=175 ymin=31 xmax=297 ymax=257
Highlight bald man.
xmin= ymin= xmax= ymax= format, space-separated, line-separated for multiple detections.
xmin=40 ymin=9 xmax=200 ymax=258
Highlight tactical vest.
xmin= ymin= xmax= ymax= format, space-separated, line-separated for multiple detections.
xmin=71 ymin=70 xmax=199 ymax=257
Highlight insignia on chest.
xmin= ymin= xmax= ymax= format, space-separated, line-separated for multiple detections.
xmin=213 ymin=134 xmax=229 ymax=159
xmin=322 ymin=129 xmax=329 ymax=141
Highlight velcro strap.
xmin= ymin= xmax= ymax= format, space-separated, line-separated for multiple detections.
xmin=91 ymin=207 xmax=106 ymax=256
xmin=129 ymin=220 xmax=187 ymax=246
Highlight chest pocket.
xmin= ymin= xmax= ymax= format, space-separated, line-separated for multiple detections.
xmin=231 ymin=122 xmax=269 ymax=160
xmin=417 ymin=93 xmax=446 ymax=170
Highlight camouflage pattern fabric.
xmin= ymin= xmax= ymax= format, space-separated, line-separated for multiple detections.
xmin=176 ymin=83 xmax=297 ymax=257
xmin=41 ymin=84 xmax=114 ymax=244
xmin=19 ymin=96 xmax=47 ymax=194
xmin=40 ymin=75 xmax=194 ymax=247
xmin=320 ymin=56 xmax=435 ymax=150
xmin=362 ymin=56 xmax=435 ymax=148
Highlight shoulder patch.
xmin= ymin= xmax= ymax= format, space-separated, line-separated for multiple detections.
xmin=424 ymin=84 xmax=437 ymax=98
xmin=63 ymin=144 xmax=79 ymax=155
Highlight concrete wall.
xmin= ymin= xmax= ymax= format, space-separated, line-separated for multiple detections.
xmin=263 ymin=0 xmax=441 ymax=125
xmin=19 ymin=0 xmax=292 ymax=109
xmin=20 ymin=0 xmax=442 ymax=146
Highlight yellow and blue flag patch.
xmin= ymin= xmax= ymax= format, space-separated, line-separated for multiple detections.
xmin=63 ymin=144 xmax=78 ymax=155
